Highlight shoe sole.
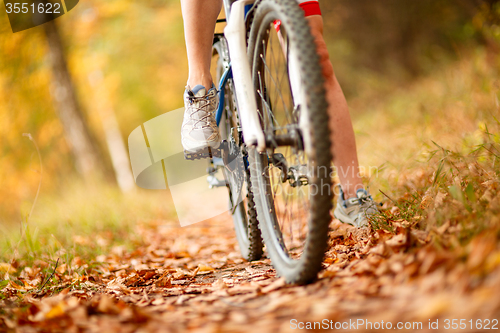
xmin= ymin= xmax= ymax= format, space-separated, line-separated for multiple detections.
xmin=184 ymin=143 xmax=224 ymax=160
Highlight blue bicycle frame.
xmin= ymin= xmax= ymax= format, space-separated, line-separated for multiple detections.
xmin=215 ymin=65 xmax=232 ymax=126
xmin=215 ymin=3 xmax=254 ymax=128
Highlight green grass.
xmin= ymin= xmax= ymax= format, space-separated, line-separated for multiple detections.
xmin=354 ymin=47 xmax=500 ymax=248
xmin=0 ymin=179 xmax=176 ymax=294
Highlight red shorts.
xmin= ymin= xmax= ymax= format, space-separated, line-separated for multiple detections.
xmin=274 ymin=1 xmax=321 ymax=31
xmin=297 ymin=0 xmax=321 ymax=17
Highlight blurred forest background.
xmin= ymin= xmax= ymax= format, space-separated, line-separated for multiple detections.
xmin=0 ymin=0 xmax=499 ymax=238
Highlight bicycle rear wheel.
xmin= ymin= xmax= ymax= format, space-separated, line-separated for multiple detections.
xmin=212 ymin=36 xmax=263 ymax=261
xmin=247 ymin=0 xmax=333 ymax=284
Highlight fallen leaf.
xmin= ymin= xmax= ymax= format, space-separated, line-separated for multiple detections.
xmin=44 ymin=303 xmax=65 ymax=319
xmin=0 ymin=263 xmax=16 ymax=274
xmin=212 ymin=279 xmax=228 ymax=290
xmin=198 ymin=264 xmax=214 ymax=272
xmin=261 ymin=278 xmax=285 ymax=293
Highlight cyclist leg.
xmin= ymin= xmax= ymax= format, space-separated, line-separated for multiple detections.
xmin=304 ymin=14 xmax=362 ymax=198
xmin=301 ymin=2 xmax=378 ymax=227
xmin=180 ymin=0 xmax=222 ymax=154
xmin=181 ymin=0 xmax=222 ymax=88
xmin=299 ymin=2 xmax=360 ymax=195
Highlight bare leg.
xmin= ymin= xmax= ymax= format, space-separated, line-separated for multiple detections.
xmin=181 ymin=0 xmax=222 ymax=88
xmin=306 ymin=15 xmax=363 ymax=199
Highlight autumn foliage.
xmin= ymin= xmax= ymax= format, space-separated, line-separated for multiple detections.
xmin=1 ymin=0 xmax=500 ymax=332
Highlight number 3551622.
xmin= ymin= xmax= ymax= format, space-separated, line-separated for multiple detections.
xmin=5 ymin=2 xmax=61 ymax=14
xmin=443 ymin=319 xmax=498 ymax=330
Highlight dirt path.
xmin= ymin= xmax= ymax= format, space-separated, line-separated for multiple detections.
xmin=2 ymin=215 xmax=500 ymax=332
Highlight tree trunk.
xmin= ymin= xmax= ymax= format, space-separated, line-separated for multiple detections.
xmin=43 ymin=20 xmax=103 ymax=178
xmin=88 ymin=70 xmax=135 ymax=192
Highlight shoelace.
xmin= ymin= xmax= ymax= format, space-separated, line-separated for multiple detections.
xmin=358 ymin=194 xmax=373 ymax=204
xmin=186 ymin=93 xmax=217 ymax=129
xmin=346 ymin=194 xmax=373 ymax=208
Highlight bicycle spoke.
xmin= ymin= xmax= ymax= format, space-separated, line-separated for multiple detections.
xmin=260 ymin=45 xmax=289 ymax=128
xmin=257 ymin=27 xmax=308 ymax=252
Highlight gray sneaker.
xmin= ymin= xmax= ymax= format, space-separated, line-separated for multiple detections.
xmin=181 ymin=84 xmax=221 ymax=153
xmin=334 ymin=187 xmax=378 ymax=228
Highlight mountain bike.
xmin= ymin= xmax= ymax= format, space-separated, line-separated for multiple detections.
xmin=208 ymin=0 xmax=333 ymax=284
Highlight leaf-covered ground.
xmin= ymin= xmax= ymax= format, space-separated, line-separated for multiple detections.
xmin=2 ymin=206 xmax=500 ymax=332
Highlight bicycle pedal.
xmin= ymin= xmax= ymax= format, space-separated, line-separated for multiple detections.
xmin=184 ymin=146 xmax=222 ymax=160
